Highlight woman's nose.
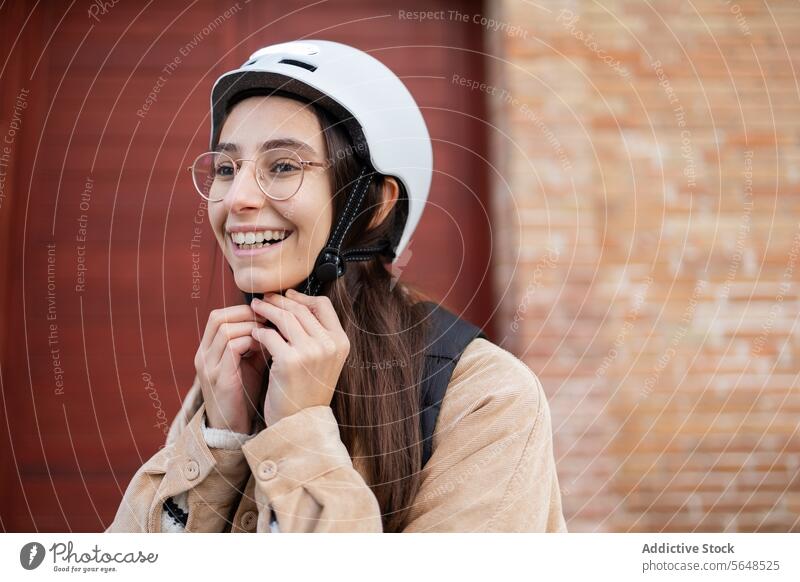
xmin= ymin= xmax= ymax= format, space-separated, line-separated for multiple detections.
xmin=225 ymin=161 xmax=268 ymax=211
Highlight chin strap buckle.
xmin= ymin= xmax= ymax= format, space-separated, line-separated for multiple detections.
xmin=314 ymin=247 xmax=346 ymax=283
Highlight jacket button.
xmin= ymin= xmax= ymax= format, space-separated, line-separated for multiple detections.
xmin=240 ymin=510 xmax=257 ymax=531
xmin=257 ymin=459 xmax=278 ymax=480
xmin=183 ymin=459 xmax=200 ymax=480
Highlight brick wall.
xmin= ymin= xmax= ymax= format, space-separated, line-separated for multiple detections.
xmin=486 ymin=0 xmax=800 ymax=532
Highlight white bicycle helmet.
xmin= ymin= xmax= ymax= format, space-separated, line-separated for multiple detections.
xmin=209 ymin=39 xmax=432 ymax=293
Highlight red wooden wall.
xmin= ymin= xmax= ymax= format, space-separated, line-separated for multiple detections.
xmin=0 ymin=0 xmax=492 ymax=531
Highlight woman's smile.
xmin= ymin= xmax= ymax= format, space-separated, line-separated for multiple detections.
xmin=226 ymin=226 xmax=294 ymax=257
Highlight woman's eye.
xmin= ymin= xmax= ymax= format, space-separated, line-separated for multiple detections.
xmin=215 ymin=163 xmax=235 ymax=178
xmin=269 ymin=160 xmax=301 ymax=175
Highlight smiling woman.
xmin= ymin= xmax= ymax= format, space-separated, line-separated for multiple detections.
xmin=105 ymin=39 xmax=567 ymax=534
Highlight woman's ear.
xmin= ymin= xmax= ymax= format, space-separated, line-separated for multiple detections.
xmin=367 ymin=176 xmax=399 ymax=231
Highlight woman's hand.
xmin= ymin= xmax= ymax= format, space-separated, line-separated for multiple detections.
xmin=249 ymin=289 xmax=351 ymax=427
xmin=194 ymin=305 xmax=270 ymax=434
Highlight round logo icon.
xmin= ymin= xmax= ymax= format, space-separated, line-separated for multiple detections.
xmin=20 ymin=542 xmax=46 ymax=570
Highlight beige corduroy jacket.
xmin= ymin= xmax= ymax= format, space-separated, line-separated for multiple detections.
xmin=105 ymin=338 xmax=568 ymax=533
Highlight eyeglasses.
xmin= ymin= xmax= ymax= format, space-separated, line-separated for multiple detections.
xmin=187 ymin=148 xmax=332 ymax=202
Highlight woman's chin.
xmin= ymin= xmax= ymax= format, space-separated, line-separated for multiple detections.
xmin=233 ymin=269 xmax=302 ymax=294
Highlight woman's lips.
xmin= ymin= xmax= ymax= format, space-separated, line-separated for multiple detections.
xmin=229 ymin=231 xmax=292 ymax=257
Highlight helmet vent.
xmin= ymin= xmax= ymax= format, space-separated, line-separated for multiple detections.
xmin=278 ymin=58 xmax=317 ymax=72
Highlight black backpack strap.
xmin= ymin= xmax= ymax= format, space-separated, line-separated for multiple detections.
xmin=418 ymin=301 xmax=488 ymax=468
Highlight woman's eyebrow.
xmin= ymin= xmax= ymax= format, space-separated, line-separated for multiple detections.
xmin=214 ymin=142 xmax=237 ymax=153
xmin=259 ymin=138 xmax=317 ymax=156
xmin=213 ymin=139 xmax=318 ymax=156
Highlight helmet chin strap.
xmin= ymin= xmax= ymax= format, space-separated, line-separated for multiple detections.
xmin=297 ymin=164 xmax=394 ymax=296
xmin=242 ymin=164 xmax=395 ymax=304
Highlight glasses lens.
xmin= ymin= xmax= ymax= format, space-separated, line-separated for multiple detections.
xmin=192 ymin=152 xmax=233 ymax=201
xmin=256 ymin=148 xmax=304 ymax=200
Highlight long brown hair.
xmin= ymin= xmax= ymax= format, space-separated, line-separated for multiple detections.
xmin=228 ymin=90 xmax=433 ymax=531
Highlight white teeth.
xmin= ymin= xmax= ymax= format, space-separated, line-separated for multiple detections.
xmin=230 ymin=229 xmax=291 ymax=248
